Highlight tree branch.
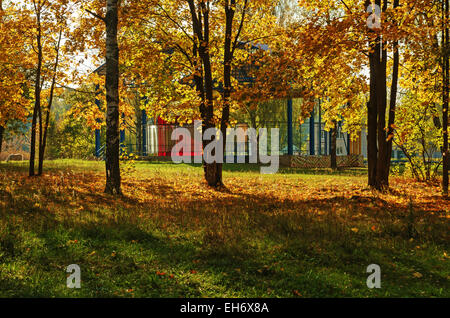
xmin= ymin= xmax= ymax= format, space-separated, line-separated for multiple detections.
xmin=85 ymin=8 xmax=105 ymax=22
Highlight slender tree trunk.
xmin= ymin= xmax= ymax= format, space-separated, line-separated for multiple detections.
xmin=380 ymin=0 xmax=400 ymax=188
xmin=188 ymin=0 xmax=222 ymax=187
xmin=385 ymin=1 xmax=399 ymax=184
xmin=367 ymin=30 xmax=378 ymax=187
xmin=443 ymin=0 xmax=449 ymax=196
xmin=104 ymin=0 xmax=121 ymax=195
xmin=38 ymin=29 xmax=62 ymax=176
xmin=218 ymin=0 xmax=236 ymax=186
xmin=200 ymin=22 xmax=221 ymax=186
xmin=29 ymin=8 xmax=42 ymax=177
xmin=192 ymin=34 xmax=208 ymax=175
xmin=374 ymin=0 xmax=388 ymax=190
xmin=0 ymin=125 xmax=4 ymax=155
xmin=330 ymin=120 xmax=337 ymax=170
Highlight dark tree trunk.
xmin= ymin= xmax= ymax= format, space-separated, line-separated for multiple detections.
xmin=29 ymin=8 xmax=42 ymax=177
xmin=0 ymin=125 xmax=4 ymax=155
xmin=188 ymin=0 xmax=222 ymax=187
xmin=375 ymin=28 xmax=388 ymax=189
xmin=218 ymin=0 xmax=236 ymax=185
xmin=104 ymin=0 xmax=121 ymax=195
xmin=366 ymin=0 xmax=399 ymax=190
xmin=385 ymin=0 xmax=399 ymax=184
xmin=378 ymin=0 xmax=400 ymax=188
xmin=187 ymin=0 xmax=246 ymax=187
xmin=192 ymin=32 xmax=208 ymax=176
xmin=367 ymin=26 xmax=378 ymax=187
xmin=330 ymin=120 xmax=337 ymax=170
xmin=443 ymin=0 xmax=449 ymax=196
xmin=38 ymin=29 xmax=62 ymax=176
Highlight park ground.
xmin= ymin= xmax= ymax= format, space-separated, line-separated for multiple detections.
xmin=0 ymin=160 xmax=448 ymax=297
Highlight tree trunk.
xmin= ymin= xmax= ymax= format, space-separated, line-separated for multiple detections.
xmin=385 ymin=2 xmax=399 ymax=185
xmin=217 ymin=0 xmax=236 ymax=185
xmin=374 ymin=0 xmax=388 ymax=190
xmin=330 ymin=120 xmax=337 ymax=170
xmin=104 ymin=0 xmax=121 ymax=195
xmin=367 ymin=0 xmax=399 ymax=191
xmin=443 ymin=0 xmax=449 ymax=196
xmin=377 ymin=0 xmax=400 ymax=189
xmin=38 ymin=29 xmax=62 ymax=176
xmin=29 ymin=9 xmax=42 ymax=177
xmin=367 ymin=32 xmax=378 ymax=187
xmin=188 ymin=0 xmax=223 ymax=187
xmin=0 ymin=125 xmax=4 ymax=155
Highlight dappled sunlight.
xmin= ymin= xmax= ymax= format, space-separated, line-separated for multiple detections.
xmin=0 ymin=161 xmax=448 ymax=297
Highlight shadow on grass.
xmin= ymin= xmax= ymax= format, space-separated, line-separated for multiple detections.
xmin=0 ymin=162 xmax=448 ymax=297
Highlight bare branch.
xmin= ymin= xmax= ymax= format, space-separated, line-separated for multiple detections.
xmin=85 ymin=8 xmax=105 ymax=22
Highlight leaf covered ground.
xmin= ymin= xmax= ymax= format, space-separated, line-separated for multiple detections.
xmin=0 ymin=160 xmax=448 ymax=297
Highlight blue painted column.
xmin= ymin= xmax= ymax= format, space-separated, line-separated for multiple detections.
xmin=95 ymin=129 xmax=101 ymax=158
xmin=95 ymin=84 xmax=101 ymax=158
xmin=287 ymin=98 xmax=293 ymax=155
xmin=318 ymin=100 xmax=322 ymax=155
xmin=120 ymin=113 xmax=125 ymax=154
xmin=309 ymin=108 xmax=315 ymax=155
xmin=142 ymin=109 xmax=147 ymax=156
xmin=324 ymin=126 xmax=328 ymax=155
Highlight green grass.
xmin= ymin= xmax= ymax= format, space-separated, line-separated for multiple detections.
xmin=0 ymin=159 xmax=448 ymax=297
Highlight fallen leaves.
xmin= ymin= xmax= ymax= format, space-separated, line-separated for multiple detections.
xmin=412 ymin=272 xmax=423 ymax=278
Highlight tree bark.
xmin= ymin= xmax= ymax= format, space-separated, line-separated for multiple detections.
xmin=104 ymin=0 xmax=121 ymax=195
xmin=367 ymin=21 xmax=378 ymax=187
xmin=443 ymin=0 xmax=449 ymax=196
xmin=29 ymin=6 xmax=42 ymax=177
xmin=374 ymin=0 xmax=388 ymax=190
xmin=38 ymin=29 xmax=62 ymax=176
xmin=384 ymin=0 xmax=399 ymax=184
xmin=218 ymin=0 xmax=236 ymax=185
xmin=330 ymin=120 xmax=337 ymax=170
xmin=367 ymin=0 xmax=400 ymax=190
xmin=188 ymin=0 xmax=222 ymax=187
xmin=0 ymin=125 xmax=4 ymax=155
xmin=378 ymin=0 xmax=400 ymax=188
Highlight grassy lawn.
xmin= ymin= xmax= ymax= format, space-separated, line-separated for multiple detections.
xmin=0 ymin=159 xmax=448 ymax=297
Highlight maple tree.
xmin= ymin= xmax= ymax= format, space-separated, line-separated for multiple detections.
xmin=387 ymin=0 xmax=450 ymax=194
xmin=0 ymin=0 xmax=30 ymax=154
xmin=291 ymin=0 xmax=450 ymax=194
xmin=14 ymin=0 xmax=72 ymax=176
xmin=117 ymin=0 xmax=281 ymax=187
